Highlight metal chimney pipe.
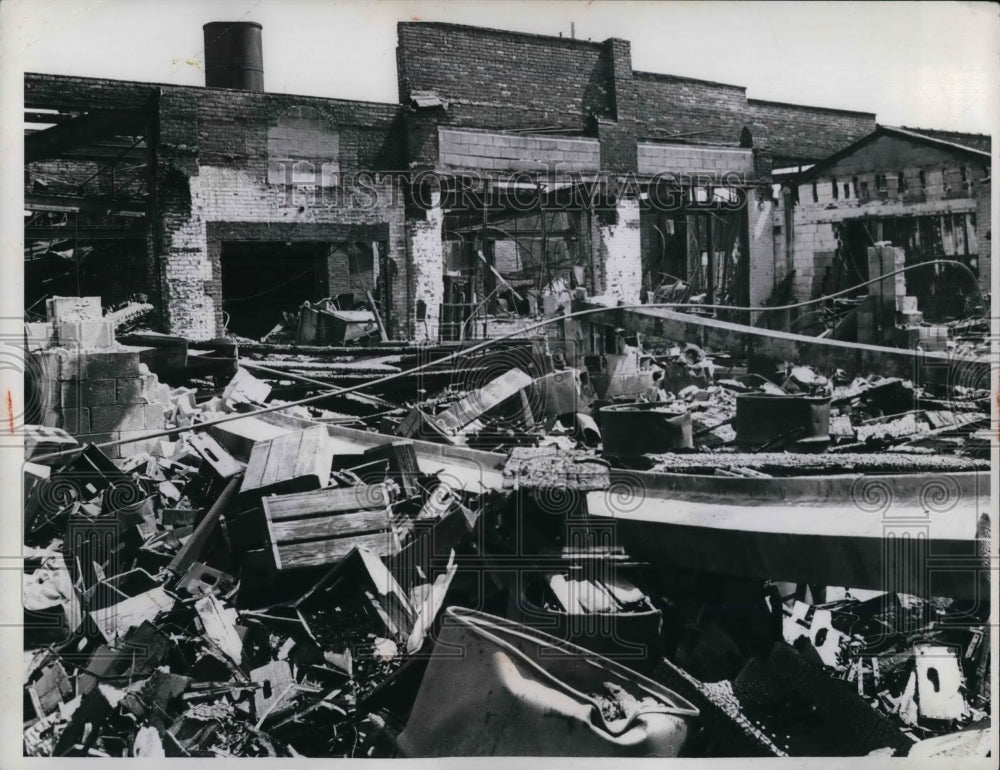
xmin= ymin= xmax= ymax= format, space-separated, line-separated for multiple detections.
xmin=203 ymin=22 xmax=264 ymax=91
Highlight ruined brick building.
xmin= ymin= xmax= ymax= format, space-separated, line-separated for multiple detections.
xmin=24 ymin=21 xmax=991 ymax=342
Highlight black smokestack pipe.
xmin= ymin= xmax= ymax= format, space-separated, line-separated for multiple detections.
xmin=203 ymin=21 xmax=264 ymax=91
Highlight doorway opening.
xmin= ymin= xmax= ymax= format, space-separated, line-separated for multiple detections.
xmin=220 ymin=241 xmax=329 ymax=339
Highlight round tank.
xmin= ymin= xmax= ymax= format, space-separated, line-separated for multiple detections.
xmin=203 ymin=22 xmax=264 ymax=91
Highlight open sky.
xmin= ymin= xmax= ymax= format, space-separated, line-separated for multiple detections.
xmin=2 ymin=0 xmax=998 ymax=134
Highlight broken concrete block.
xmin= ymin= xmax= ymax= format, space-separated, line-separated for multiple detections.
xmin=24 ymin=322 xmax=55 ymax=351
xmin=46 ymin=296 xmax=102 ymax=323
xmin=187 ymin=431 xmax=244 ymax=480
xmin=23 ymin=425 xmax=79 ymax=463
xmin=223 ymin=366 xmax=272 ymax=405
xmin=913 ymin=644 xmax=967 ymax=722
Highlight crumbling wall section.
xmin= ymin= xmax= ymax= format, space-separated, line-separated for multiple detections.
xmin=155 ymin=86 xmax=408 ymax=340
xmin=976 ymin=177 xmax=991 ymax=295
xmin=407 ymin=195 xmax=444 ymax=341
xmin=747 ymin=187 xmax=777 ymax=311
xmin=598 ymin=197 xmax=642 ymax=304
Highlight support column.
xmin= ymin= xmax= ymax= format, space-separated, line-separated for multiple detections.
xmin=407 ymin=190 xmax=444 ymax=342
xmin=598 ymin=195 xmax=642 ymax=305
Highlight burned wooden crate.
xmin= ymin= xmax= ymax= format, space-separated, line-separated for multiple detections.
xmin=361 ymin=441 xmax=424 ymax=500
xmin=255 ymin=483 xmax=405 ymax=573
xmin=295 ymin=547 xmax=416 ymax=644
xmin=297 ymin=304 xmax=379 ymax=345
xmin=238 ymin=424 xmax=335 ymax=504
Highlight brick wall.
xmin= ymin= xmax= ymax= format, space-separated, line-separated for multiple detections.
xmin=633 ymin=72 xmax=747 ymax=145
xmin=24 ymin=74 xmax=409 ymax=340
xmin=746 ymin=99 xmax=876 ymax=166
xmin=438 ymin=128 xmax=600 ymax=172
xmin=397 ymin=22 xmax=615 ymax=132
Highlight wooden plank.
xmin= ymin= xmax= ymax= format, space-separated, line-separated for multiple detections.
xmin=278 ymin=531 xmax=400 ymax=569
xmin=602 ymin=574 xmax=646 ymax=607
xmin=573 ymin=579 xmax=615 ymax=613
xmin=271 ymin=510 xmax=391 ymax=544
xmin=434 ymin=369 xmax=534 ymax=433
xmin=548 ymin=574 xmax=583 ymax=614
xmin=262 ymin=485 xmax=391 ymax=521
xmin=240 ymin=426 xmax=333 ymax=499
xmin=167 ymin=476 xmax=241 ymax=579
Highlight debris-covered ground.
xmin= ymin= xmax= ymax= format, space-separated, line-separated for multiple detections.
xmin=22 ymin=316 xmax=992 ymax=758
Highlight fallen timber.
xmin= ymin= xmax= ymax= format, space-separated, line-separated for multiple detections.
xmin=254 ymin=409 xmax=507 ymax=492
xmin=586 ymin=467 xmax=990 ymax=601
xmin=576 ymin=302 xmax=992 ymax=388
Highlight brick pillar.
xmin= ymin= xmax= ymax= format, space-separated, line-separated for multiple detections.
xmin=598 ymin=196 xmax=642 ymax=305
xmin=407 ymin=190 xmax=444 ymax=341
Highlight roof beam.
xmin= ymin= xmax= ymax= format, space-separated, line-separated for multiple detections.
xmin=25 ymin=224 xmax=148 ymax=241
xmin=24 ymin=193 xmax=148 ymax=217
xmin=25 ymin=109 xmax=146 ymax=163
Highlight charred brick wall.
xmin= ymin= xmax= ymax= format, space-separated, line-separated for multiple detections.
xmin=397 ymin=22 xmax=615 ymax=132
xmin=746 ymin=99 xmax=876 ymax=167
xmin=633 ymin=72 xmax=748 ymax=146
xmin=25 ymin=73 xmax=409 ymax=340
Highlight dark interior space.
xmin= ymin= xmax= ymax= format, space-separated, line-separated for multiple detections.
xmin=221 ymin=241 xmax=330 ymax=339
xmin=24 ymin=240 xmax=150 ymax=318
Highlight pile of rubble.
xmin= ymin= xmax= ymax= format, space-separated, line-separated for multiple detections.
xmin=21 ymin=316 xmax=991 ymax=758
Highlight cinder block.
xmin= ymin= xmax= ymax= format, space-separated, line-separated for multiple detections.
xmin=116 ymin=378 xmax=145 ymax=404
xmin=46 ymin=296 xmax=101 ymax=323
xmin=83 ymin=350 xmax=142 ymax=379
xmin=117 ymin=431 xmax=162 ymax=459
xmin=61 ymin=407 xmax=91 ymax=435
xmin=144 ymin=403 xmax=166 ymax=430
xmin=56 ymin=319 xmax=115 ymax=350
xmin=24 ymin=322 xmax=55 ymax=351
xmin=60 ymin=379 xmax=116 ymax=408
xmin=896 ymin=295 xmax=918 ymax=313
xmin=90 ymin=403 xmax=146 ymax=433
